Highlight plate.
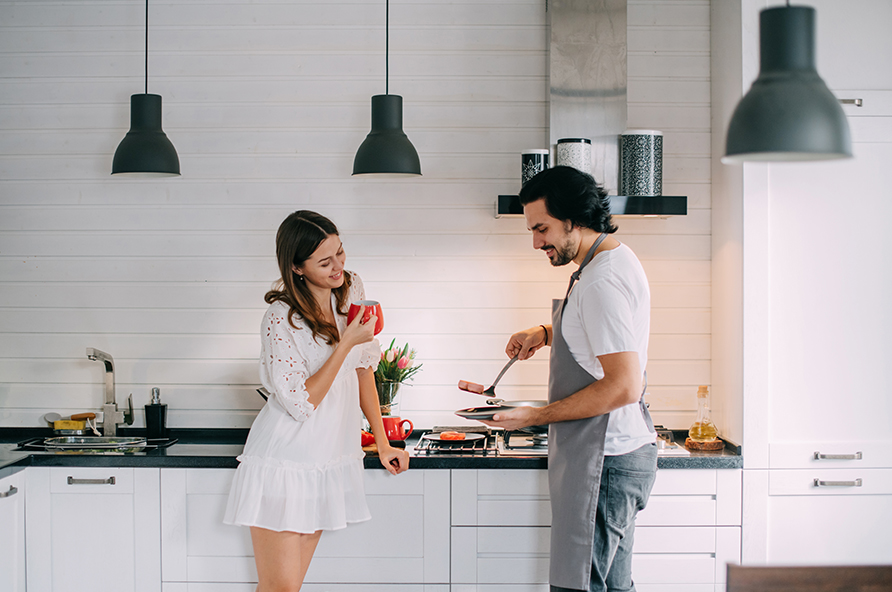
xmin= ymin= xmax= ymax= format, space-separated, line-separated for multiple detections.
xmin=454 ymin=406 xmax=504 ymax=421
xmin=422 ymin=432 xmax=486 ymax=443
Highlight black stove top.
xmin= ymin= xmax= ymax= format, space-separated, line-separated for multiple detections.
xmin=413 ymin=426 xmax=498 ymax=456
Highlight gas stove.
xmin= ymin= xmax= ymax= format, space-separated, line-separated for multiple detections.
xmin=412 ymin=427 xmax=548 ymax=457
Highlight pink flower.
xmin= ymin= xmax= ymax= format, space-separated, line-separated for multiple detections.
xmin=397 ymin=356 xmax=410 ymax=369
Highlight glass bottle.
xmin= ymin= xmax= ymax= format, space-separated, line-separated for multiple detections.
xmin=688 ymin=385 xmax=718 ymax=442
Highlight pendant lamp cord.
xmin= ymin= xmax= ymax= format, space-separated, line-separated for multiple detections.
xmin=385 ymin=0 xmax=389 ymax=95
xmin=144 ymin=0 xmax=149 ymax=94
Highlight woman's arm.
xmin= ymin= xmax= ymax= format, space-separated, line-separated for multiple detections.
xmin=302 ymin=308 xmax=377 ymax=408
xmin=358 ymin=367 xmax=409 ymax=475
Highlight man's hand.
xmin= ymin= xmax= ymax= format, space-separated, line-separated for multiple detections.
xmin=480 ymin=406 xmax=541 ymax=431
xmin=506 ymin=325 xmax=549 ymax=360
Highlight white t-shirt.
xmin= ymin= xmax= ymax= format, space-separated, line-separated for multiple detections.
xmin=560 ymin=242 xmax=656 ymax=456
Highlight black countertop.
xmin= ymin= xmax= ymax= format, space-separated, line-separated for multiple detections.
xmin=0 ymin=428 xmax=742 ymax=473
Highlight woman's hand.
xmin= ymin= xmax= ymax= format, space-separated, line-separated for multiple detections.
xmin=505 ymin=325 xmax=549 ymax=360
xmin=341 ymin=305 xmax=377 ymax=349
xmin=378 ymin=445 xmax=410 ymax=475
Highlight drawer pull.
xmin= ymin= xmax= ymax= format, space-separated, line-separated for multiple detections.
xmin=839 ymin=98 xmax=863 ymax=106
xmin=813 ymin=478 xmax=862 ymax=488
xmin=0 ymin=485 xmax=17 ymax=498
xmin=813 ymin=451 xmax=862 ymax=460
xmin=67 ymin=476 xmax=115 ymax=486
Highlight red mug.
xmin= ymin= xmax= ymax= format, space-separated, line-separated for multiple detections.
xmin=382 ymin=416 xmax=413 ymax=441
xmin=347 ymin=300 xmax=384 ymax=335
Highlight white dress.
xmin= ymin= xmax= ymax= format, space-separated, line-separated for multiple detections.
xmin=224 ymin=272 xmax=380 ymax=533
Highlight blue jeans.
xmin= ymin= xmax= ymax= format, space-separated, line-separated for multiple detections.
xmin=551 ymin=442 xmax=658 ymax=592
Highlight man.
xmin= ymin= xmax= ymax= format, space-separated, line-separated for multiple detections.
xmin=482 ymin=166 xmax=657 ymax=592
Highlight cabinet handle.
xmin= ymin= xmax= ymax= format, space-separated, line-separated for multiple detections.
xmin=67 ymin=476 xmax=116 ymax=486
xmin=839 ymin=98 xmax=863 ymax=106
xmin=0 ymin=485 xmax=17 ymax=498
xmin=813 ymin=451 xmax=862 ymax=460
xmin=813 ymin=478 xmax=862 ymax=488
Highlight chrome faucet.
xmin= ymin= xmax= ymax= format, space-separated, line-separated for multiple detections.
xmin=86 ymin=347 xmax=125 ymax=436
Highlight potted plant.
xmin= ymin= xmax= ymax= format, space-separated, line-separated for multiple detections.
xmin=374 ymin=339 xmax=422 ymax=416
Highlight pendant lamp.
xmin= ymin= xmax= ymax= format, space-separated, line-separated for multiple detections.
xmin=352 ymin=0 xmax=421 ymax=176
xmin=723 ymin=4 xmax=851 ymax=163
xmin=112 ymin=0 xmax=180 ymax=177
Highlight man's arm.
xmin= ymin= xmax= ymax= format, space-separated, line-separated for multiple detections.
xmin=480 ymin=351 xmax=642 ymax=430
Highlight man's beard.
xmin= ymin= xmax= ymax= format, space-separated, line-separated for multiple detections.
xmin=544 ymin=234 xmax=577 ymax=267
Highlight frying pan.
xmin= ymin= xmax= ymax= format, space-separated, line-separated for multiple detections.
xmin=456 ymin=356 xmax=548 ymax=433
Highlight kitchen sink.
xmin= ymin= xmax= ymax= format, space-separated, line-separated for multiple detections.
xmin=15 ymin=436 xmax=177 ymax=454
xmin=44 ymin=436 xmax=147 ymax=450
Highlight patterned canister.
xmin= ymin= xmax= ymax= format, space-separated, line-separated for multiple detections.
xmin=620 ymin=130 xmax=663 ymax=196
xmin=555 ymin=138 xmax=592 ymax=175
xmin=521 ymin=149 xmax=550 ymax=185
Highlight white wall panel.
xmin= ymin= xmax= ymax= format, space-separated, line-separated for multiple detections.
xmin=0 ymin=0 xmax=711 ymax=429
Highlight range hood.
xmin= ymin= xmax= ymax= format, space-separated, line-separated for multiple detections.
xmin=497 ymin=0 xmax=686 ymax=218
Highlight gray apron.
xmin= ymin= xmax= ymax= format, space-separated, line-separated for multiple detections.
xmin=547 ymin=235 xmax=655 ymax=591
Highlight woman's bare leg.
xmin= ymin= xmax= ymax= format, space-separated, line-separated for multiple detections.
xmin=250 ymin=526 xmax=323 ymax=592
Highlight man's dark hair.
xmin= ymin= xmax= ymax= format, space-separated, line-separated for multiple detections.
xmin=518 ymin=165 xmax=618 ymax=234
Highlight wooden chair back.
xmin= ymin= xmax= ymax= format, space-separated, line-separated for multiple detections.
xmin=727 ymin=564 xmax=892 ymax=592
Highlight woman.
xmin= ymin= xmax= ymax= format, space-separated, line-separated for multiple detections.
xmin=224 ymin=210 xmax=409 ymax=591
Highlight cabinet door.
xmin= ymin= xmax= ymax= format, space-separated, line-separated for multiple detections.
xmin=25 ymin=467 xmax=161 ymax=592
xmin=161 ymin=468 xmax=450 ymax=585
xmin=765 ymin=96 xmax=892 ymax=444
xmin=764 ymin=469 xmax=892 ymax=564
xmin=0 ymin=471 xmax=26 ymax=592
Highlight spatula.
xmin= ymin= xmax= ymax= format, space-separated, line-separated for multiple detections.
xmin=458 ymin=355 xmax=518 ymax=396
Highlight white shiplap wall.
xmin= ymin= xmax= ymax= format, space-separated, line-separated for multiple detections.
xmin=0 ymin=0 xmax=710 ymax=429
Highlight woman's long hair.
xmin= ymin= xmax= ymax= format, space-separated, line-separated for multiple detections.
xmin=264 ymin=210 xmax=352 ymax=345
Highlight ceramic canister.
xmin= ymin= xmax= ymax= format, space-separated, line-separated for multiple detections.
xmin=521 ymin=149 xmax=549 ymax=185
xmin=555 ymin=138 xmax=592 ymax=175
xmin=620 ymin=130 xmax=663 ymax=196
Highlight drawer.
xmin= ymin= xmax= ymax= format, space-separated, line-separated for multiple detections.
xmin=768 ymin=468 xmax=892 ymax=496
xmin=452 ymin=469 xmax=741 ymax=527
xmin=452 ymin=470 xmax=550 ymax=527
xmin=769 ymin=440 xmax=891 ymax=469
xmin=451 ymin=525 xmax=740 ymax=586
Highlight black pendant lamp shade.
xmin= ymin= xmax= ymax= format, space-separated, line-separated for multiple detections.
xmin=352 ymin=0 xmax=421 ymax=176
xmin=723 ymin=5 xmax=851 ymax=163
xmin=112 ymin=93 xmax=180 ymax=176
xmin=112 ymin=0 xmax=180 ymax=177
xmin=353 ymin=94 xmax=421 ymax=175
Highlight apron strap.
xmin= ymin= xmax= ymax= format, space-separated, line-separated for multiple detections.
xmin=563 ymin=232 xmax=608 ymax=302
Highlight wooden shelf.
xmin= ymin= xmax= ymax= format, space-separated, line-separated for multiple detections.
xmin=496 ymin=195 xmax=687 ymax=218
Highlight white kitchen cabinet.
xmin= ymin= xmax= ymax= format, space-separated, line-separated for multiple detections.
xmin=712 ymin=0 xmax=892 ymax=566
xmin=763 ymin=468 xmax=892 ymax=564
xmin=451 ymin=469 xmax=741 ymax=591
xmin=25 ymin=467 xmax=161 ymax=592
xmin=160 ymin=468 xmax=450 ymax=586
xmin=0 ymin=470 xmax=26 ymax=592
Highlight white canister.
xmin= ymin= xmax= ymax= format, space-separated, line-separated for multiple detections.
xmin=555 ymin=138 xmax=592 ymax=175
xmin=619 ymin=130 xmax=663 ymax=196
